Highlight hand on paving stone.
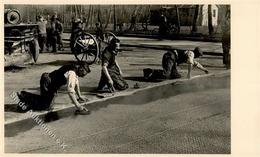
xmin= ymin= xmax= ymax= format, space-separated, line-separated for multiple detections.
xmin=78 ymin=96 xmax=89 ymax=103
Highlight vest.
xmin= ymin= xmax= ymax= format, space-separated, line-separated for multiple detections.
xmin=48 ymin=64 xmax=77 ymax=91
xmin=176 ymin=50 xmax=189 ymax=65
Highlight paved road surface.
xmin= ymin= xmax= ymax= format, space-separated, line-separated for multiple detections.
xmin=5 ymin=79 xmax=230 ymax=153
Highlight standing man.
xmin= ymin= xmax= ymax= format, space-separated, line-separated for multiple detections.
xmin=56 ymin=18 xmax=64 ymax=51
xmin=97 ymin=38 xmax=128 ymax=92
xmin=143 ymin=47 xmax=209 ymax=80
xmin=50 ymin=14 xmax=58 ymax=52
xmin=159 ymin=9 xmax=168 ymax=37
xmin=37 ymin=15 xmax=47 ymax=53
xmin=17 ymin=62 xmax=91 ymax=115
xmin=222 ymin=6 xmax=230 ymax=69
xmin=46 ymin=14 xmax=52 ymax=52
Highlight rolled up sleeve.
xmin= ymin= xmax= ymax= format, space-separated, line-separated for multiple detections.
xmin=66 ymin=71 xmax=78 ymax=94
xmin=102 ymin=49 xmax=111 ymax=66
xmin=186 ymin=51 xmax=195 ymax=65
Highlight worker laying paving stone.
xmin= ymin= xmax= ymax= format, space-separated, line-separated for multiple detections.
xmin=97 ymin=37 xmax=129 ymax=93
xmin=16 ymin=62 xmax=91 ymax=115
xmin=143 ymin=47 xmax=209 ymax=81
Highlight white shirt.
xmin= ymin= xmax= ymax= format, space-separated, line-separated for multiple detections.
xmin=37 ymin=20 xmax=47 ymax=34
xmin=64 ymin=70 xmax=78 ymax=94
xmin=185 ymin=50 xmax=200 ymax=67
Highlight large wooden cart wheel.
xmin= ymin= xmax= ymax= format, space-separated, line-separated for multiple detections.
xmin=72 ymin=32 xmax=99 ymax=65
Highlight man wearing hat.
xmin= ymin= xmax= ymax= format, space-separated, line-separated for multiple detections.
xmin=97 ymin=38 xmax=128 ymax=92
xmin=143 ymin=47 xmax=209 ymax=80
xmin=17 ymin=62 xmax=91 ymax=115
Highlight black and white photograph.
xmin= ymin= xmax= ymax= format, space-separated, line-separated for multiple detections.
xmin=3 ymin=3 xmax=231 ymax=154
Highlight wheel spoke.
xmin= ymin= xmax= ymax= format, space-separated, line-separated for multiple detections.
xmin=79 ymin=36 xmax=82 ymax=42
xmin=75 ymin=40 xmax=85 ymax=49
xmin=80 ymin=50 xmax=86 ymax=61
xmin=86 ymin=36 xmax=91 ymax=47
xmin=88 ymin=52 xmax=94 ymax=56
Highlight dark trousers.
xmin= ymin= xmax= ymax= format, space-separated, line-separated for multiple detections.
xmin=57 ymin=33 xmax=63 ymax=50
xmin=143 ymin=53 xmax=181 ymax=81
xmin=38 ymin=33 xmax=47 ymax=52
xmin=143 ymin=68 xmax=166 ymax=80
xmin=222 ymin=34 xmax=230 ymax=68
xmin=51 ymin=34 xmax=57 ymax=52
xmin=98 ymin=68 xmax=128 ymax=91
xmin=17 ymin=73 xmax=55 ymax=112
xmin=46 ymin=28 xmax=52 ymax=51
xmin=159 ymin=24 xmax=167 ymax=37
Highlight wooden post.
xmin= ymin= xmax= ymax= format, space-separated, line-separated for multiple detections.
xmin=208 ymin=5 xmax=214 ymax=36
xmin=113 ymin=5 xmax=117 ymax=32
xmin=175 ymin=5 xmax=181 ymax=34
xmin=191 ymin=5 xmax=199 ymax=33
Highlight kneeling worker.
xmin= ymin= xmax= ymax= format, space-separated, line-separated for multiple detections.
xmin=144 ymin=47 xmax=209 ymax=80
xmin=97 ymin=38 xmax=128 ymax=92
xmin=17 ymin=62 xmax=91 ymax=115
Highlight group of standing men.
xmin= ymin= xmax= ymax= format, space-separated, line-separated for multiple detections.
xmin=37 ymin=13 xmax=64 ymax=53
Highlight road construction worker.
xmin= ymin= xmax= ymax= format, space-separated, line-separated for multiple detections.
xmin=97 ymin=38 xmax=128 ymax=92
xmin=143 ymin=47 xmax=209 ymax=80
xmin=17 ymin=62 xmax=91 ymax=115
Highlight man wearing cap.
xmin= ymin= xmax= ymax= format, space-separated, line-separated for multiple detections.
xmin=143 ymin=47 xmax=209 ymax=80
xmin=97 ymin=38 xmax=128 ymax=92
xmin=17 ymin=62 xmax=91 ymax=115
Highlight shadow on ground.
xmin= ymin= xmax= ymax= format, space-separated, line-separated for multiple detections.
xmin=87 ymin=75 xmax=230 ymax=112
xmin=124 ymin=76 xmax=163 ymax=82
xmin=35 ymin=60 xmax=77 ymax=67
xmin=5 ymin=74 xmax=230 ymax=137
xmin=4 ymin=66 xmax=26 ymax=72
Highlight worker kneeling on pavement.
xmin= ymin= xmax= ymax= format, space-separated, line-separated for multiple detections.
xmin=97 ymin=38 xmax=128 ymax=92
xmin=143 ymin=47 xmax=209 ymax=80
xmin=17 ymin=62 xmax=91 ymax=115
